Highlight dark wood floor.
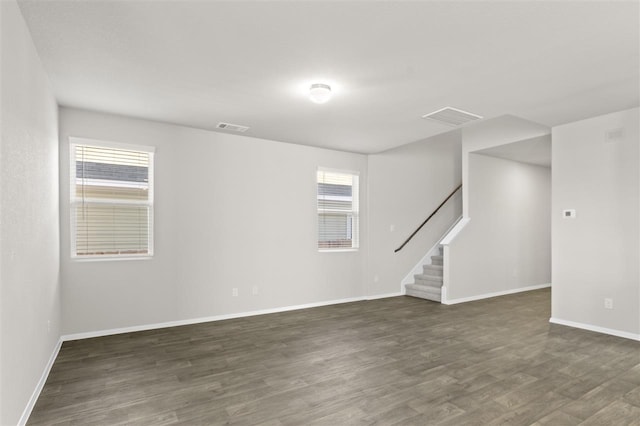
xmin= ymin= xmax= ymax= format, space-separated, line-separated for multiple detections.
xmin=29 ymin=289 xmax=640 ymax=425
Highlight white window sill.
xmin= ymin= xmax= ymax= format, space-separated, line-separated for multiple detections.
xmin=71 ymin=255 xmax=153 ymax=262
xmin=318 ymin=248 xmax=359 ymax=253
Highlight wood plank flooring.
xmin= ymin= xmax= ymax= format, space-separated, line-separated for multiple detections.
xmin=28 ymin=289 xmax=640 ymax=425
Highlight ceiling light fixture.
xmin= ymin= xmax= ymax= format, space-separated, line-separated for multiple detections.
xmin=309 ymin=83 xmax=332 ymax=104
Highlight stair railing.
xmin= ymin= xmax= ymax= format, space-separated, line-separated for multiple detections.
xmin=394 ymin=184 xmax=462 ymax=253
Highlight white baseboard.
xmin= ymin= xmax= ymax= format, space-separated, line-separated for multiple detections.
xmin=18 ymin=337 xmax=63 ymax=426
xmin=442 ymin=283 xmax=551 ymax=305
xmin=549 ymin=317 xmax=640 ymax=341
xmin=365 ymin=291 xmax=403 ymax=300
xmin=62 ymin=296 xmax=370 ymax=341
xmin=28 ymin=295 xmax=400 ymax=424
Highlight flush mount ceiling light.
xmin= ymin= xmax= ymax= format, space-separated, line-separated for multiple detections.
xmin=309 ymin=83 xmax=332 ymax=104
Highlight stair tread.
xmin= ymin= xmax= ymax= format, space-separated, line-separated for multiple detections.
xmin=406 ymin=283 xmax=442 ymax=292
xmin=405 ymin=284 xmax=442 ymax=302
xmin=415 ymin=273 xmax=443 ymax=280
xmin=408 ymin=247 xmax=445 ymax=303
xmin=421 ymin=271 xmax=443 ymax=277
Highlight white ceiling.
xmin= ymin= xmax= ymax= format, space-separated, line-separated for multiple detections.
xmin=476 ymin=135 xmax=552 ymax=168
xmin=17 ymin=1 xmax=639 ymax=154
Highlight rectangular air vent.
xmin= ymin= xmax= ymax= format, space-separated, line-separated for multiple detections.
xmin=421 ymin=107 xmax=482 ymax=126
xmin=216 ymin=122 xmax=250 ymax=133
xmin=605 ymin=128 xmax=624 ymax=143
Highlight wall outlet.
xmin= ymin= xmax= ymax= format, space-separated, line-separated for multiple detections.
xmin=604 ymin=298 xmax=613 ymax=309
xmin=232 ymin=288 xmax=238 ymax=297
xmin=373 ymin=275 xmax=379 ymax=283
xmin=389 ymin=224 xmax=395 ymax=232
xmin=252 ymin=286 xmax=258 ymax=295
xmin=47 ymin=320 xmax=51 ymax=332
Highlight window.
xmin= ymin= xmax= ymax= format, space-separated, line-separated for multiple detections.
xmin=317 ymin=169 xmax=359 ymax=250
xmin=70 ymin=138 xmax=154 ymax=259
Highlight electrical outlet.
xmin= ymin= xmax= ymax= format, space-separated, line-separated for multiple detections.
xmin=252 ymin=286 xmax=258 ymax=295
xmin=374 ymin=275 xmax=379 ymax=283
xmin=232 ymin=288 xmax=238 ymax=297
xmin=47 ymin=320 xmax=51 ymax=332
xmin=604 ymin=298 xmax=613 ymax=309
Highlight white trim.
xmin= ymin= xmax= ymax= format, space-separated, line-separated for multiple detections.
xmin=26 ymin=295 xmax=405 ymax=422
xmin=440 ymin=217 xmax=470 ymax=246
xmin=69 ymin=139 xmax=155 ymax=259
xmin=316 ymin=167 xmax=360 ymax=252
xmin=440 ymin=219 xmax=469 ymax=304
xmin=442 ymin=283 xmax=551 ymax=305
xmin=400 ymin=216 xmax=463 ymax=290
xmin=442 ymin=245 xmax=451 ymax=303
xmin=61 ymin=296 xmax=365 ymax=341
xmin=61 ymin=293 xmax=408 ymax=342
xmin=317 ymin=166 xmax=360 ymax=177
xmin=318 ymin=248 xmax=358 ymax=253
xmin=549 ymin=317 xmax=640 ymax=342
xmin=71 ymin=254 xmax=153 ymax=262
xmin=19 ymin=338 xmax=63 ymax=426
xmin=69 ymin=136 xmax=156 ymax=153
xmin=364 ymin=291 xmax=403 ymax=300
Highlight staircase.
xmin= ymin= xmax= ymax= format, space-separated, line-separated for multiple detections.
xmin=405 ymin=246 xmax=443 ymax=302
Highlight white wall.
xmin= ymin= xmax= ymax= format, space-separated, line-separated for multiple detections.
xmin=552 ymin=107 xmax=639 ymax=339
xmin=446 ymin=154 xmax=551 ymax=301
xmin=367 ymin=130 xmax=462 ymax=295
xmin=0 ymin=1 xmax=61 ymax=424
xmin=441 ymin=116 xmax=552 ymax=302
xmin=59 ymin=108 xmax=368 ymax=335
xmin=460 ymin=115 xmax=550 ymax=218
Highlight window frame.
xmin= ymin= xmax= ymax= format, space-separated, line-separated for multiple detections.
xmin=69 ymin=137 xmax=155 ymax=261
xmin=317 ymin=167 xmax=360 ymax=252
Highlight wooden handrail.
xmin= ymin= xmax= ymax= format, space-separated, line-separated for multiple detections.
xmin=394 ymin=184 xmax=462 ymax=253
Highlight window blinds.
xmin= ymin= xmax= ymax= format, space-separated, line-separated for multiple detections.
xmin=70 ymin=141 xmax=154 ymax=257
xmin=317 ymin=169 xmax=359 ymax=250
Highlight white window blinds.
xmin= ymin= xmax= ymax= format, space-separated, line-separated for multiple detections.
xmin=317 ymin=169 xmax=359 ymax=250
xmin=70 ymin=139 xmax=154 ymax=258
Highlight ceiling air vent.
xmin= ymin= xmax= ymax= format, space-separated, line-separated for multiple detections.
xmin=421 ymin=107 xmax=482 ymax=126
xmin=216 ymin=122 xmax=250 ymax=133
